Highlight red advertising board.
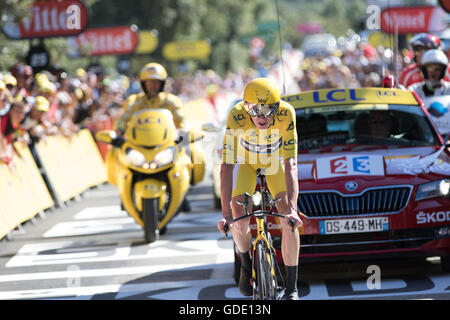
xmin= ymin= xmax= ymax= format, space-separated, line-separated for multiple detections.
xmin=72 ymin=26 xmax=139 ymax=56
xmin=380 ymin=6 xmax=447 ymax=34
xmin=2 ymin=0 xmax=88 ymax=39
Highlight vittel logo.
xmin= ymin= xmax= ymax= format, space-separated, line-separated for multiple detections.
xmin=416 ymin=210 xmax=450 ymax=224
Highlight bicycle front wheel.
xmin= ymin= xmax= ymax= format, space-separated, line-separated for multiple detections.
xmin=253 ymin=240 xmax=277 ymax=300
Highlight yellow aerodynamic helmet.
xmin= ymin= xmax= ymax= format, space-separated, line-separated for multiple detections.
xmin=139 ymin=62 xmax=168 ymax=82
xmin=243 ymin=77 xmax=281 ymax=117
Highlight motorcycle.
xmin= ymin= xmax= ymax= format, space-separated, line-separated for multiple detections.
xmin=95 ymin=108 xmax=205 ymax=243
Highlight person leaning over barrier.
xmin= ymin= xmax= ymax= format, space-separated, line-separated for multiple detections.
xmin=217 ymin=78 xmax=303 ymax=300
xmin=0 ymin=100 xmax=26 ymax=166
xmin=0 ymin=80 xmax=12 ymax=116
xmin=20 ymin=96 xmax=56 ymax=143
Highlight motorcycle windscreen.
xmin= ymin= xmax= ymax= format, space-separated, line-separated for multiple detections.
xmin=125 ymin=109 xmax=177 ymax=147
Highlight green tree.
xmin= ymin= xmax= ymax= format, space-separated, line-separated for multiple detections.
xmin=0 ymin=0 xmax=368 ymax=76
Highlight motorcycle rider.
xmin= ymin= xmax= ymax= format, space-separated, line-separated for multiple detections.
xmin=217 ymin=78 xmax=303 ymax=300
xmin=408 ymin=49 xmax=450 ymax=139
xmin=116 ymin=62 xmax=194 ymax=211
xmin=408 ymin=49 xmax=450 ymax=100
xmin=116 ymin=62 xmax=189 ymax=132
xmin=399 ymin=33 xmax=450 ymax=87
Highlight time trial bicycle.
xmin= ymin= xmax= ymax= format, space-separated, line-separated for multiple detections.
xmin=226 ymin=168 xmax=295 ymax=300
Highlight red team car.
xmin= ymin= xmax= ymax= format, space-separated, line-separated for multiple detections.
xmin=237 ymin=87 xmax=450 ymax=275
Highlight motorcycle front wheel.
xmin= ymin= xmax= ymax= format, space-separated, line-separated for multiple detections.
xmin=143 ymin=198 xmax=159 ymax=243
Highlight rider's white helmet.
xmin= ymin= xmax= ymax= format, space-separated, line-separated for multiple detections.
xmin=420 ymin=49 xmax=448 ymax=86
xmin=421 ymin=49 xmax=448 ymax=66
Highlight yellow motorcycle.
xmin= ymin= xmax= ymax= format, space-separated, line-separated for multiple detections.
xmin=95 ymin=109 xmax=205 ymax=243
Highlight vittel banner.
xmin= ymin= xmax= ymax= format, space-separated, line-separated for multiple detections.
xmin=2 ymin=0 xmax=88 ymax=39
xmin=380 ymin=6 xmax=447 ymax=34
xmin=69 ymin=26 xmax=139 ymax=56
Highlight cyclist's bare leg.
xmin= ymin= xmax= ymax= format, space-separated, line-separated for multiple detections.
xmin=231 ymin=194 xmax=254 ymax=296
xmin=274 ymin=191 xmax=300 ymax=266
xmin=275 ymin=191 xmax=300 ymax=299
xmin=230 ymin=194 xmax=252 ymax=253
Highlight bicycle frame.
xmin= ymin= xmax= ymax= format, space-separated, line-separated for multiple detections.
xmin=234 ymin=169 xmax=286 ymax=299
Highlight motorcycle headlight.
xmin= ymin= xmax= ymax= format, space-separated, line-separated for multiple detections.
xmin=125 ymin=149 xmax=146 ymax=167
xmin=415 ymin=179 xmax=450 ymax=201
xmin=153 ymin=147 xmax=175 ymax=167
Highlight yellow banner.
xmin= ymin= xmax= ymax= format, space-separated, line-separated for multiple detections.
xmin=163 ymin=40 xmax=211 ymax=61
xmin=35 ymin=129 xmax=107 ymax=203
xmin=283 ymin=88 xmax=418 ymax=109
xmin=136 ymin=30 xmax=158 ymax=54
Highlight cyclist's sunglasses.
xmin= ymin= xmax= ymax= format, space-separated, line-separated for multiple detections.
xmin=246 ymin=102 xmax=279 ymax=118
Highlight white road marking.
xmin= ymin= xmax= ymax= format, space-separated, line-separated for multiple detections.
xmin=0 ymin=262 xmax=220 ymax=283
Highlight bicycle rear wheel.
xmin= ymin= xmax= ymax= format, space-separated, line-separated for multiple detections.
xmin=253 ymin=240 xmax=277 ymax=300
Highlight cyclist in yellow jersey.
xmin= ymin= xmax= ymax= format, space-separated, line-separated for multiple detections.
xmin=217 ymin=78 xmax=302 ymax=300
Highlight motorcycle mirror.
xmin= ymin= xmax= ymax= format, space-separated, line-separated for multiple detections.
xmin=201 ymin=122 xmax=220 ymax=132
xmin=95 ymin=130 xmax=115 ymax=144
xmin=95 ymin=130 xmax=124 ymax=148
xmin=174 ymin=135 xmax=184 ymax=145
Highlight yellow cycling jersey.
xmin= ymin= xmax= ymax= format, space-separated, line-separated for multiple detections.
xmin=222 ymin=100 xmax=297 ymax=167
xmin=116 ymin=91 xmax=187 ymax=132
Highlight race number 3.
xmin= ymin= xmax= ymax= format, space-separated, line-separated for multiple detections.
xmin=353 ymin=156 xmax=370 ymax=174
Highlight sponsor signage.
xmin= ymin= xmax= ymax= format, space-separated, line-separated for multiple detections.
xmin=2 ymin=0 xmax=88 ymax=39
xmin=162 ymin=40 xmax=211 ymax=61
xmin=316 ymin=155 xmax=385 ymax=180
xmin=380 ymin=6 xmax=447 ymax=34
xmin=135 ymin=30 xmax=159 ymax=54
xmin=69 ymin=26 xmax=139 ymax=56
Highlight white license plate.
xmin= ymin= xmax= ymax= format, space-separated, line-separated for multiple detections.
xmin=319 ymin=217 xmax=389 ymax=235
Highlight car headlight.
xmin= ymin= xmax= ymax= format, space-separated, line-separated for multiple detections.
xmin=415 ymin=179 xmax=450 ymax=201
xmin=125 ymin=149 xmax=146 ymax=167
xmin=153 ymin=147 xmax=175 ymax=167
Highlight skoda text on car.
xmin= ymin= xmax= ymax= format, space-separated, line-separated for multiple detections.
xmin=244 ymin=87 xmax=450 ymax=272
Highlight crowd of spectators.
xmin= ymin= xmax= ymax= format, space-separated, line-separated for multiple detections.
xmin=1 ymin=31 xmax=446 ymax=168
xmin=0 ymin=63 xmax=127 ymax=168
xmin=162 ymin=39 xmax=417 ymax=100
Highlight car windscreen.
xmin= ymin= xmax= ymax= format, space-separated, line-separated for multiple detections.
xmin=296 ymin=104 xmax=441 ymax=151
